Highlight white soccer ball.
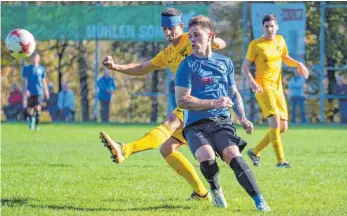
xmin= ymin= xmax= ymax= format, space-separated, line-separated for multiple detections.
xmin=5 ymin=29 xmax=36 ymax=59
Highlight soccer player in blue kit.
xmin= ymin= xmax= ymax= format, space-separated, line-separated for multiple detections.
xmin=23 ymin=53 xmax=50 ymax=130
xmin=175 ymin=15 xmax=270 ymax=211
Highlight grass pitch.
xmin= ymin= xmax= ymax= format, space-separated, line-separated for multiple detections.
xmin=1 ymin=123 xmax=347 ymax=216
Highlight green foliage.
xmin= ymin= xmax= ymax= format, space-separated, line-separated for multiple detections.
xmin=1 ymin=123 xmax=347 ymax=215
xmin=1 ymin=2 xmax=346 ymax=123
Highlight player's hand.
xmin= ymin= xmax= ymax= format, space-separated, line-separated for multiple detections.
xmin=213 ymin=97 xmax=234 ymax=108
xmin=239 ymin=117 xmax=253 ymax=134
xmin=297 ymin=62 xmax=309 ymax=79
xmin=45 ymin=92 xmax=50 ymax=100
xmin=102 ymin=56 xmax=115 ymax=70
xmin=26 ymin=90 xmax=31 ymax=97
xmin=249 ymin=80 xmax=263 ymax=93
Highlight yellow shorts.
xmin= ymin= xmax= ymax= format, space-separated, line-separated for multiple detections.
xmin=255 ymin=90 xmax=288 ymax=120
xmin=171 ymin=108 xmax=187 ymax=145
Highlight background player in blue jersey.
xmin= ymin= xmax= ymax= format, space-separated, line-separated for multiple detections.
xmin=23 ymin=53 xmax=50 ymax=130
xmin=175 ymin=15 xmax=270 ymax=211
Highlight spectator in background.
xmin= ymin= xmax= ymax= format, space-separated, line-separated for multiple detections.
xmin=57 ymin=83 xmax=75 ymax=121
xmin=288 ymin=72 xmax=307 ymax=123
xmin=3 ymin=82 xmax=23 ymax=121
xmin=43 ymin=84 xmax=59 ymax=121
xmin=97 ymin=68 xmax=116 ymax=122
xmin=333 ymin=74 xmax=347 ymax=124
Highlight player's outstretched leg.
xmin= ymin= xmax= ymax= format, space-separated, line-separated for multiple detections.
xmin=100 ymin=131 xmax=125 ymax=164
xmin=115 ymin=112 xmax=180 ymax=162
xmin=161 ymin=139 xmax=210 ymax=201
xmin=121 ymin=123 xmax=173 ymax=158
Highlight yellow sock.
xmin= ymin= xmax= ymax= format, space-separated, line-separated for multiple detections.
xmin=269 ymin=128 xmax=285 ymax=163
xmin=253 ymin=132 xmax=271 ymax=156
xmin=165 ymin=151 xmax=208 ymax=196
xmin=122 ymin=124 xmax=173 ymax=157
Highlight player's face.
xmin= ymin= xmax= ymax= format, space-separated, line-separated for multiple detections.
xmin=162 ymin=24 xmax=183 ymax=43
xmin=263 ymin=20 xmax=278 ymax=40
xmin=32 ymin=54 xmax=40 ymax=65
xmin=188 ymin=26 xmax=211 ymax=54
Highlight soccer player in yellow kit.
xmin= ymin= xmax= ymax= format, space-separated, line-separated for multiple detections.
xmin=242 ymin=14 xmax=309 ymax=168
xmin=101 ymin=8 xmax=226 ymax=199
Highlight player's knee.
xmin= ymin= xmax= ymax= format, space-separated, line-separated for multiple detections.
xmin=268 ymin=115 xmax=280 ymax=128
xmin=160 ymin=143 xmax=172 ymax=157
xmin=195 ymin=145 xmax=215 ymax=162
xmin=27 ymin=108 xmax=34 ymax=115
xmin=160 ymin=139 xmax=180 ymax=157
xmin=35 ymin=105 xmax=42 ymax=112
xmin=161 ymin=113 xmax=182 ymax=131
xmin=280 ymin=125 xmax=288 ymax=133
xmin=280 ymin=121 xmax=288 ymax=133
xmin=222 ymin=145 xmax=241 ymax=164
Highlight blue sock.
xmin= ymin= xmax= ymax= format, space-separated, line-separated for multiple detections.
xmin=252 ymin=194 xmax=264 ymax=206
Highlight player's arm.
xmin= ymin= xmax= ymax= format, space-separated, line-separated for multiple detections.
xmin=242 ymin=59 xmax=263 ymax=93
xmin=228 ymin=84 xmax=246 ymax=120
xmin=212 ymin=37 xmax=226 ymax=50
xmin=109 ymin=78 xmax=116 ymax=92
xmin=42 ymin=77 xmax=50 ymax=100
xmin=282 ymin=54 xmax=309 ymax=79
xmin=102 ymin=56 xmax=161 ymax=76
xmin=21 ymin=67 xmax=31 ymax=100
xmin=175 ymin=86 xmax=232 ymax=110
xmin=228 ymin=84 xmax=253 ymax=134
xmin=22 ymin=77 xmax=28 ymax=96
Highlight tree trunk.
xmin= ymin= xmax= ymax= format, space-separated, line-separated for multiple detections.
xmin=55 ymin=40 xmax=67 ymax=92
xmin=78 ymin=41 xmax=90 ymax=121
xmin=150 ymin=70 xmax=159 ymax=123
xmin=150 ymin=42 xmax=160 ymax=123
xmin=327 ymin=57 xmax=337 ymax=123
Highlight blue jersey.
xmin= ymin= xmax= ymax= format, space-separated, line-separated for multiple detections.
xmin=22 ymin=65 xmax=46 ymax=96
xmin=97 ymin=76 xmax=116 ymax=102
xmin=175 ymin=53 xmax=235 ymax=127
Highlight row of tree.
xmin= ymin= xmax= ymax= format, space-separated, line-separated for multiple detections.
xmin=1 ymin=1 xmax=346 ymax=123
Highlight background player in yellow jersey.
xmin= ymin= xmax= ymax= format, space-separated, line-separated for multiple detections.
xmin=101 ymin=8 xmax=226 ymax=199
xmin=242 ymin=14 xmax=309 ymax=168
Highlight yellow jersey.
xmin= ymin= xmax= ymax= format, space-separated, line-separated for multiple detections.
xmin=151 ymin=33 xmax=192 ymax=74
xmin=246 ymin=35 xmax=288 ymax=91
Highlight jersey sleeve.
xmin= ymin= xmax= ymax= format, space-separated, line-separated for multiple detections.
xmin=175 ymin=59 xmax=191 ymax=89
xmin=281 ymin=36 xmax=289 ymax=56
xmin=227 ymin=59 xmax=236 ymax=87
xmin=42 ymin=67 xmax=46 ymax=78
xmin=151 ymin=49 xmax=167 ymax=69
xmin=22 ymin=66 xmax=27 ymax=78
xmin=245 ymin=40 xmax=257 ymax=62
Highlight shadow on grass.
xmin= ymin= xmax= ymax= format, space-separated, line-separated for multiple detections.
xmin=1 ymin=198 xmax=28 ymax=207
xmin=3 ymin=163 xmax=74 ymax=168
xmin=46 ymin=164 xmax=74 ymax=168
xmin=1 ymin=198 xmax=192 ymax=212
